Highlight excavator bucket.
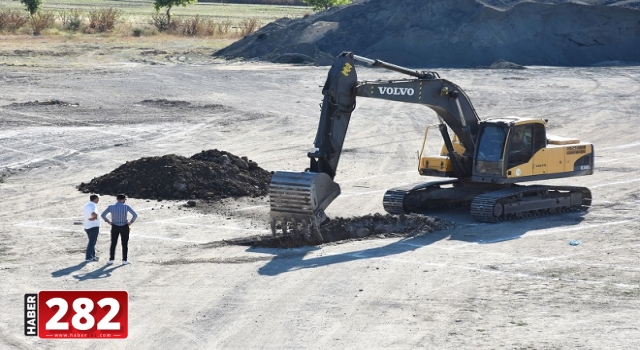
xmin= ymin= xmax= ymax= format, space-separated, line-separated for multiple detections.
xmin=269 ymin=171 xmax=341 ymax=242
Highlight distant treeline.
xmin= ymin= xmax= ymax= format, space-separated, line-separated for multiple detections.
xmin=199 ymin=0 xmax=307 ymax=5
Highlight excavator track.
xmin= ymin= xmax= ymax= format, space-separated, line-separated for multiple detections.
xmin=383 ymin=179 xmax=473 ymax=214
xmin=470 ymin=185 xmax=592 ymax=222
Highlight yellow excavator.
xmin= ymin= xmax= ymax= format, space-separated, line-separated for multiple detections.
xmin=269 ymin=52 xmax=593 ymax=241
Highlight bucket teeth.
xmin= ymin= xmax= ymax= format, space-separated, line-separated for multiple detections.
xmin=270 ymin=216 xmax=323 ymax=242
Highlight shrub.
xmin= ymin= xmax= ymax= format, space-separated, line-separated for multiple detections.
xmin=151 ymin=12 xmax=171 ymax=32
xmin=168 ymin=16 xmax=182 ymax=33
xmin=181 ymin=14 xmax=204 ymax=36
xmin=303 ymin=0 xmax=352 ymax=11
xmin=151 ymin=12 xmax=167 ymax=31
xmin=29 ymin=11 xmax=55 ymax=35
xmin=238 ymin=18 xmax=261 ymax=36
xmin=0 ymin=10 xmax=29 ymax=32
xmin=171 ymin=16 xmax=239 ymax=37
xmin=59 ymin=9 xmax=84 ymax=32
xmin=203 ymin=19 xmax=215 ymax=36
xmin=87 ymin=8 xmax=121 ymax=33
xmin=216 ymin=19 xmax=232 ymax=36
xmin=132 ymin=27 xmax=143 ymax=37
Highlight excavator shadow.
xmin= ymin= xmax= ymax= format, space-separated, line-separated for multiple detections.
xmin=253 ymin=210 xmax=587 ymax=276
xmin=254 ymin=231 xmax=449 ymax=276
xmin=448 ymin=212 xmax=586 ymax=244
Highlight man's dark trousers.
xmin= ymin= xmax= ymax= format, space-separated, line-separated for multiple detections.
xmin=109 ymin=225 xmax=130 ymax=261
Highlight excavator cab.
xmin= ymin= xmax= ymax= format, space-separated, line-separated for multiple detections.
xmin=473 ymin=119 xmax=545 ymax=178
xmin=419 ymin=119 xmax=542 ymax=179
xmin=471 ymin=117 xmax=593 ymax=184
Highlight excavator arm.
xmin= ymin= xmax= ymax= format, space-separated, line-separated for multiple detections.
xmin=307 ymin=52 xmax=358 ymax=179
xmin=269 ymin=52 xmax=482 ymax=241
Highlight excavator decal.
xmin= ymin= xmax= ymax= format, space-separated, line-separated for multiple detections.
xmin=341 ymin=62 xmax=352 ymax=77
xmin=378 ymin=87 xmax=415 ymax=96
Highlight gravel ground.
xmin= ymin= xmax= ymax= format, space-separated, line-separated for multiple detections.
xmin=1 ymin=36 xmax=639 ymax=349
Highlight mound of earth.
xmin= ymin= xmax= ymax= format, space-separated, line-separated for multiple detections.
xmin=214 ymin=0 xmax=640 ymax=67
xmin=483 ymin=59 xmax=526 ymax=70
xmin=78 ymin=150 xmax=272 ymax=200
xmin=8 ymin=99 xmax=79 ymax=107
xmin=244 ymin=213 xmax=455 ymax=248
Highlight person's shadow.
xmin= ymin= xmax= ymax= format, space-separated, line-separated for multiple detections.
xmin=73 ymin=264 xmax=125 ymax=281
xmin=51 ymin=262 xmax=89 ymax=278
xmin=51 ymin=262 xmax=125 ymax=280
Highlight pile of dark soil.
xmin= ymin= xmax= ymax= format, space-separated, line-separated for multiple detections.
xmin=244 ymin=213 xmax=454 ymax=248
xmin=214 ymin=0 xmax=640 ymax=67
xmin=78 ymin=149 xmax=272 ymax=200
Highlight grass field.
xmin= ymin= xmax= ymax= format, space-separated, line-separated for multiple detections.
xmin=0 ymin=0 xmax=312 ymax=24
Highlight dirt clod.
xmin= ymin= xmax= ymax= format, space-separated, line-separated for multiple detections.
xmin=245 ymin=213 xmax=454 ymax=248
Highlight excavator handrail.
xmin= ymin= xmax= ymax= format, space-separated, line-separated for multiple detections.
xmin=419 ymin=124 xmax=442 ymax=164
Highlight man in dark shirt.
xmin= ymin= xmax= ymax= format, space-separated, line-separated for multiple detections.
xmin=101 ymin=194 xmax=138 ymax=265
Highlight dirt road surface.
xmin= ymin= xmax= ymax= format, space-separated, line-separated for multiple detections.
xmin=1 ymin=38 xmax=639 ymax=349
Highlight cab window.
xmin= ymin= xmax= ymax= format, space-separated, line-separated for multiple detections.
xmin=507 ymin=123 xmax=545 ymax=167
xmin=507 ymin=125 xmax=533 ymax=167
xmin=475 ymin=125 xmax=507 ymax=174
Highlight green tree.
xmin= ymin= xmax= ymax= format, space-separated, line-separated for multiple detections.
xmin=303 ymin=0 xmax=352 ymax=12
xmin=153 ymin=0 xmax=197 ymax=26
xmin=20 ymin=0 xmax=43 ymax=16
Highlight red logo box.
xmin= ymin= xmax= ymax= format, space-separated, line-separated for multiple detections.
xmin=37 ymin=291 xmax=128 ymax=339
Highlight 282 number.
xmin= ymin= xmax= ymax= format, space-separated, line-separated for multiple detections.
xmin=45 ymin=297 xmax=121 ymax=331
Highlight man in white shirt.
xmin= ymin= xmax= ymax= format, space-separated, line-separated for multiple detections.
xmin=82 ymin=194 xmax=101 ymax=262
